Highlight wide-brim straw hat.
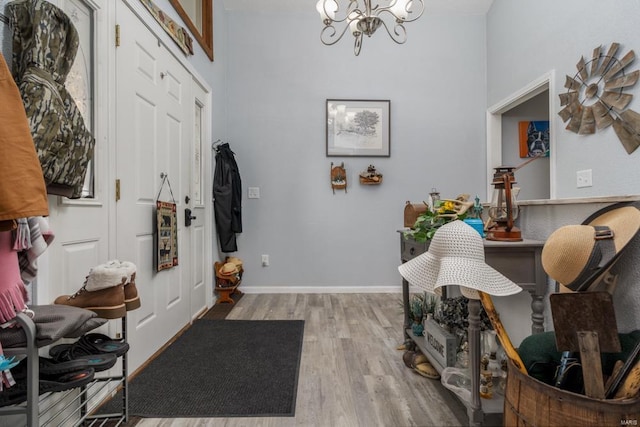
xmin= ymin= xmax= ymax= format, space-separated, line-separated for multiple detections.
xmin=218 ymin=262 xmax=238 ymax=276
xmin=226 ymin=256 xmax=243 ymax=269
xmin=398 ymin=220 xmax=522 ymax=300
xmin=542 ymin=202 xmax=640 ymax=292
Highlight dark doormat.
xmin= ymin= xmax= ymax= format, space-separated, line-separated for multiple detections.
xmin=97 ymin=319 xmax=304 ymax=418
xmin=200 ymin=291 xmax=244 ymax=319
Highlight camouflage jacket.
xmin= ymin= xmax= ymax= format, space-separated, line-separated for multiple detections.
xmin=7 ymin=0 xmax=95 ymax=199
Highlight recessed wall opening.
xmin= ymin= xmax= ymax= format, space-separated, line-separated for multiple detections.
xmin=486 ymin=71 xmax=556 ymax=201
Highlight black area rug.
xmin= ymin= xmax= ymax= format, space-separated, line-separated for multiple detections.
xmin=99 ymin=319 xmax=304 ymax=418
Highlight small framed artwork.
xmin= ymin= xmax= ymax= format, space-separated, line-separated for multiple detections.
xmin=156 ymin=200 xmax=179 ymax=271
xmin=326 ymin=99 xmax=390 ymax=157
xmin=519 ymin=121 xmax=550 ymax=158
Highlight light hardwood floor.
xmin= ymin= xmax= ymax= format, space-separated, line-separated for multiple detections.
xmin=134 ymin=293 xmax=470 ymax=427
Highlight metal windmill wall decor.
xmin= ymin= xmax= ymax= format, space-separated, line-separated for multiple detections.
xmin=558 ymin=42 xmax=640 ymax=154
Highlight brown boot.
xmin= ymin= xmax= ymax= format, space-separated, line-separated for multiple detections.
xmin=124 ymin=271 xmax=141 ymax=311
xmin=104 ymin=260 xmax=141 ymax=311
xmin=54 ymin=283 xmax=126 ymax=319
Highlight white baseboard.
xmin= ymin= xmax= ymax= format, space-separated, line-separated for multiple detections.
xmin=239 ymin=285 xmax=402 ymax=294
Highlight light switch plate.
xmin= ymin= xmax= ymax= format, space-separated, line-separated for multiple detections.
xmin=248 ymin=187 xmax=260 ymax=198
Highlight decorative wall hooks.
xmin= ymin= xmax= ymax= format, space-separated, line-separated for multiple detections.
xmin=558 ymin=42 xmax=640 ymax=154
xmin=331 ymin=162 xmax=347 ymax=194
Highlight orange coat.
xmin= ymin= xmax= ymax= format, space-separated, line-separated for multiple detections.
xmin=0 ymin=53 xmax=48 ymax=231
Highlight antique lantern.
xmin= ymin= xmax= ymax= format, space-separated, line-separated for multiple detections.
xmin=486 ymin=166 xmax=522 ymax=242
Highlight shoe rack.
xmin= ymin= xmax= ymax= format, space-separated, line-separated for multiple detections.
xmin=0 ymin=311 xmax=129 ymax=426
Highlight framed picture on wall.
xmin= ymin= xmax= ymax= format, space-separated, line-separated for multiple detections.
xmin=326 ymin=99 xmax=390 ymax=157
xmin=519 ymin=120 xmax=550 ymax=158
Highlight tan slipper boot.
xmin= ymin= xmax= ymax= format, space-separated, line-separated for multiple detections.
xmin=85 ymin=261 xmax=128 ymax=291
xmin=412 ymin=352 xmax=429 ymax=368
xmin=414 ymin=361 xmax=440 ymax=380
xmin=123 ymin=271 xmax=141 ymax=311
xmin=54 ymin=282 xmax=126 ymax=319
xmin=118 ymin=261 xmax=141 ymax=311
xmin=402 ymin=350 xmax=416 ymax=368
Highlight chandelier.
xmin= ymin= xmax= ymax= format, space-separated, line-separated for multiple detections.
xmin=316 ymin=0 xmax=425 ymax=56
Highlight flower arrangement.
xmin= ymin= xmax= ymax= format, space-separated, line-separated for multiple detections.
xmin=403 ymin=197 xmax=471 ymax=242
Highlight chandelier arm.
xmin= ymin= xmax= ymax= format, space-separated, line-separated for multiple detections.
xmin=377 ymin=0 xmax=425 ymax=23
xmin=353 ymin=31 xmax=363 ymax=56
xmin=320 ymin=23 xmax=354 ymax=46
xmin=378 ymin=20 xmax=408 ymax=44
xmin=320 ymin=0 xmax=363 ymax=24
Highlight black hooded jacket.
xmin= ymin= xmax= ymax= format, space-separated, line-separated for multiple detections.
xmin=213 ymin=143 xmax=242 ymax=252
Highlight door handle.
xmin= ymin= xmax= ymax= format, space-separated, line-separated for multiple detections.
xmin=185 ymin=208 xmax=197 ymax=227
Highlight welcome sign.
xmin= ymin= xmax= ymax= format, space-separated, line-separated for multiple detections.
xmin=423 ymin=318 xmax=457 ymax=370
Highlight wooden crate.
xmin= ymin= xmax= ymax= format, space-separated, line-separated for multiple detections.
xmin=504 ymin=358 xmax=640 ymax=426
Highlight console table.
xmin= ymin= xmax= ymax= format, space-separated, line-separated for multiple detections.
xmin=399 ymin=232 xmax=547 ymax=426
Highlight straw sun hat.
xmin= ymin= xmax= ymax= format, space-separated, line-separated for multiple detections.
xmin=218 ymin=262 xmax=239 ymax=276
xmin=398 ymin=220 xmax=522 ymax=300
xmin=541 ymin=202 xmax=640 ymax=292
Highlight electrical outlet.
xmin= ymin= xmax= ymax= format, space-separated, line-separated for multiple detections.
xmin=261 ymin=254 xmax=269 ymax=266
xmin=576 ymin=169 xmax=592 ymax=188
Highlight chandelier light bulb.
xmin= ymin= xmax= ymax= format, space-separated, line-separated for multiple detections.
xmin=389 ymin=0 xmax=410 ymax=21
xmin=316 ymin=0 xmax=337 ymax=22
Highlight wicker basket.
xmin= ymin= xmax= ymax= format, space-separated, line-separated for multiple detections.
xmin=504 ymin=358 xmax=640 ymax=426
xmin=404 ymin=201 xmax=428 ymax=228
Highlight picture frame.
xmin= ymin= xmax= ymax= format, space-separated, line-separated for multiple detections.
xmin=326 ymin=99 xmax=390 ymax=157
xmin=518 ymin=120 xmax=550 ymax=158
xmin=156 ymin=200 xmax=179 ymax=271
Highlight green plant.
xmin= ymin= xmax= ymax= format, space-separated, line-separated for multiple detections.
xmin=422 ymin=293 xmax=438 ymax=317
xmin=405 ymin=292 xmax=439 ymax=323
xmin=409 ymin=294 xmax=423 ymax=322
xmin=403 ymin=201 xmax=467 ymax=242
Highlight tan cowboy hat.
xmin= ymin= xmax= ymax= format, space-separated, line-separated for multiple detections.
xmin=218 ymin=262 xmax=238 ymax=276
xmin=541 ymin=202 xmax=640 ymax=292
xmin=398 ymin=220 xmax=522 ymax=300
xmin=226 ymin=256 xmax=243 ymax=269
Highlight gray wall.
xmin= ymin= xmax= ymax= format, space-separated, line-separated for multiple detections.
xmin=219 ymin=1 xmax=640 ymax=340
xmin=502 ymin=91 xmax=550 ymax=201
xmin=488 ymin=0 xmax=640 ymax=199
xmin=224 ymin=9 xmax=489 ymax=291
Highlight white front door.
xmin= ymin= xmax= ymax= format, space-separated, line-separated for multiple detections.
xmin=115 ymin=2 xmax=206 ymax=371
xmin=187 ymin=79 xmax=209 ymax=319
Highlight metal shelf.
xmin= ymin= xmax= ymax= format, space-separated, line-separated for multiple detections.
xmin=0 ymin=312 xmax=128 ymax=426
xmin=406 ymin=329 xmax=504 ymax=415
